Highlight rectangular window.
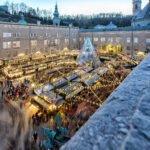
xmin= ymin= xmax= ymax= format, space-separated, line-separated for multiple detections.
xmin=30 ymin=33 xmax=37 ymax=38
xmin=108 ymin=37 xmax=113 ymax=42
xmin=56 ymin=33 xmax=59 ymax=38
xmin=127 ymin=37 xmax=131 ymax=43
xmin=127 ymin=46 xmax=130 ymax=50
xmin=73 ymin=38 xmax=76 ymax=43
xmin=31 ymin=40 xmax=37 ymax=47
xmin=44 ymin=40 xmax=49 ymax=46
xmin=3 ymin=42 xmax=7 ymax=49
xmin=13 ymin=41 xmax=20 ymax=48
xmin=134 ymin=37 xmax=138 ymax=43
xmin=55 ymin=39 xmax=58 ymax=45
xmin=65 ymin=32 xmax=69 ymax=38
xmin=7 ymin=42 xmax=11 ymax=48
xmin=94 ymin=38 xmax=98 ymax=42
xmin=45 ymin=33 xmax=48 ymax=37
xmin=3 ymin=42 xmax=11 ymax=49
xmin=116 ymin=37 xmax=121 ymax=43
xmin=65 ymin=39 xmax=69 ymax=44
xmin=12 ymin=33 xmax=20 ymax=38
xmin=101 ymin=37 xmax=105 ymax=42
xmin=3 ymin=33 xmax=11 ymax=38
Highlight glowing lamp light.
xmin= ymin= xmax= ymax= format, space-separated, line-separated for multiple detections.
xmin=34 ymin=96 xmax=38 ymax=100
xmin=35 ymin=51 xmax=42 ymax=55
xmin=31 ymin=83 xmax=36 ymax=88
xmin=18 ymin=53 xmax=25 ymax=57
xmin=49 ymin=104 xmax=57 ymax=111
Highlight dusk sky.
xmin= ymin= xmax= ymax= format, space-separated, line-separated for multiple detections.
xmin=0 ymin=0 xmax=149 ymax=15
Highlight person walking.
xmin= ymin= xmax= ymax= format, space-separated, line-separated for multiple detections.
xmin=1 ymin=90 xmax=4 ymax=98
xmin=33 ymin=131 xmax=38 ymax=144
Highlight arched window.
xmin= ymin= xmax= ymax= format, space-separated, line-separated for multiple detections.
xmin=135 ymin=4 xmax=138 ymax=10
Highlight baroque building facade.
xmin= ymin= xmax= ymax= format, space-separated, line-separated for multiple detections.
xmin=0 ymin=1 xmax=150 ymax=59
xmin=132 ymin=0 xmax=150 ymax=27
xmin=0 ymin=22 xmax=79 ymax=58
xmin=79 ymin=29 xmax=150 ymax=55
xmin=0 ymin=21 xmax=150 ymax=59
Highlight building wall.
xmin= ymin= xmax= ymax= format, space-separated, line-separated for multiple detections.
xmin=132 ymin=0 xmax=142 ymax=17
xmin=132 ymin=19 xmax=150 ymax=27
xmin=0 ymin=22 xmax=150 ymax=58
xmin=61 ymin=54 xmax=150 ymax=150
xmin=0 ymin=23 xmax=79 ymax=58
xmin=78 ymin=30 xmax=150 ymax=55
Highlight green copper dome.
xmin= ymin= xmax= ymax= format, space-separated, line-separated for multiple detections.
xmin=53 ymin=3 xmax=59 ymax=18
xmin=18 ymin=14 xmax=27 ymax=24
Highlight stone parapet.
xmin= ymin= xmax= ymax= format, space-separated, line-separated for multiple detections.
xmin=61 ymin=54 xmax=150 ymax=150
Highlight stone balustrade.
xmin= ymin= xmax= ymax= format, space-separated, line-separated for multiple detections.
xmin=61 ymin=54 xmax=150 ymax=150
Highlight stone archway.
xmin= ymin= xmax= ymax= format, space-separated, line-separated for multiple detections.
xmin=107 ymin=44 xmax=114 ymax=53
xmin=100 ymin=44 xmax=106 ymax=51
xmin=116 ymin=44 xmax=122 ymax=53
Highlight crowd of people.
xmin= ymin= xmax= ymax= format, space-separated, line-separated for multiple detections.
xmin=1 ymin=79 xmax=29 ymax=103
xmin=0 ymin=61 xmax=131 ymax=150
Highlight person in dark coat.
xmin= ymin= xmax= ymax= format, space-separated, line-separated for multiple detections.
xmin=33 ymin=131 xmax=38 ymax=144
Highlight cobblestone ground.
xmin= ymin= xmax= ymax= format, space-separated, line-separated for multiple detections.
xmin=61 ymin=54 xmax=150 ymax=150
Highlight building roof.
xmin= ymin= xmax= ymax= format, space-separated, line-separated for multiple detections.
xmin=79 ymin=26 xmax=150 ymax=32
xmin=0 ymin=6 xmax=8 ymax=12
xmin=18 ymin=14 xmax=27 ymax=24
xmin=94 ymin=25 xmax=105 ymax=29
xmin=106 ymin=21 xmax=117 ymax=28
xmin=94 ymin=22 xmax=117 ymax=30
xmin=53 ymin=3 xmax=59 ymax=18
xmin=136 ymin=1 xmax=150 ymax=20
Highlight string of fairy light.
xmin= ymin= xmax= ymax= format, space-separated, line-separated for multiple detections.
xmin=2 ymin=48 xmax=141 ymax=112
xmin=3 ymin=49 xmax=79 ymax=78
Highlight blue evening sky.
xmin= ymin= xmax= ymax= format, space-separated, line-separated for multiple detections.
xmin=0 ymin=0 xmax=148 ymax=15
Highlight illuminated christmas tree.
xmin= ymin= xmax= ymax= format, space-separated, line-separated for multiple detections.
xmin=77 ymin=37 xmax=101 ymax=67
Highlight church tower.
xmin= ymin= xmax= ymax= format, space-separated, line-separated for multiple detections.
xmin=133 ymin=0 xmax=142 ymax=16
xmin=53 ymin=3 xmax=60 ymax=26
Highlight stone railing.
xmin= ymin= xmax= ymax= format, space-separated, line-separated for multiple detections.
xmin=61 ymin=54 xmax=150 ymax=150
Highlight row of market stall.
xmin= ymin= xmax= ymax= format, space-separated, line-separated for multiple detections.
xmin=2 ymin=49 xmax=79 ymax=66
xmin=31 ymin=66 xmax=111 ymax=111
xmin=3 ymin=55 xmax=78 ymax=79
